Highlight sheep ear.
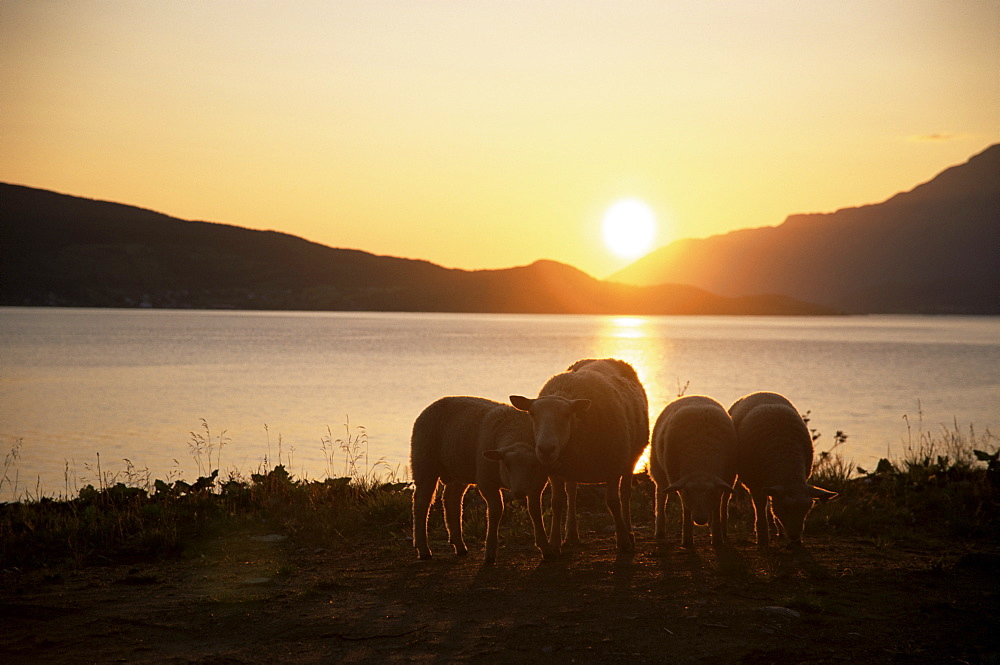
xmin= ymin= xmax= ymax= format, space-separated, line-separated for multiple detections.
xmin=482 ymin=450 xmax=505 ymax=462
xmin=809 ymin=486 xmax=838 ymax=502
xmin=572 ymin=399 xmax=592 ymax=415
xmin=713 ymin=477 xmax=735 ymax=494
xmin=510 ymin=395 xmax=534 ymax=411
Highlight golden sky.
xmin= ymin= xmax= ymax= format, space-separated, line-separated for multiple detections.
xmin=2 ymin=1 xmax=998 ymax=278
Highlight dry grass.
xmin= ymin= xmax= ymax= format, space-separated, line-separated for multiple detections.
xmin=1 ymin=418 xmax=997 ymax=571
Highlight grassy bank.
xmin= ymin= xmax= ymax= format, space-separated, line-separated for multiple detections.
xmin=1 ymin=421 xmax=997 ymax=571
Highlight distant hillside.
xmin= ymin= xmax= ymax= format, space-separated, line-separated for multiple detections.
xmin=611 ymin=144 xmax=1000 ymax=314
xmin=0 ymin=184 xmax=832 ymax=315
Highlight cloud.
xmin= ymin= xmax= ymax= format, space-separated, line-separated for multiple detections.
xmin=905 ymin=132 xmax=965 ymax=143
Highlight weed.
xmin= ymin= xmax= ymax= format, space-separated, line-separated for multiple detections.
xmin=188 ymin=419 xmax=229 ymax=477
xmin=1 ymin=418 xmax=996 ymax=572
xmin=320 ymin=425 xmax=337 ymax=479
xmin=811 ymin=418 xmax=998 ymax=544
xmin=1 ymin=438 xmax=23 ymax=500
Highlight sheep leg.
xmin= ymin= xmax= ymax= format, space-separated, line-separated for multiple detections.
xmin=681 ymin=500 xmax=694 ymax=548
xmin=750 ymin=490 xmax=770 ymax=548
xmin=721 ymin=492 xmax=731 ymax=544
xmin=618 ymin=474 xmax=636 ymax=549
xmin=480 ymin=487 xmax=504 ymax=566
xmin=548 ymin=477 xmax=567 ymax=555
xmin=654 ymin=483 xmax=668 ymax=541
xmin=442 ymin=483 xmax=469 ymax=556
xmin=769 ymin=503 xmax=784 ymax=539
xmin=712 ymin=492 xmax=729 ymax=548
xmin=412 ymin=479 xmax=437 ymax=560
xmin=604 ymin=476 xmax=634 ymax=553
xmin=526 ymin=487 xmax=552 ymax=560
xmin=564 ymin=481 xmax=580 ymax=545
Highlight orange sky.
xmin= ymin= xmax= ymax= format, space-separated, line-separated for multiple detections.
xmin=2 ymin=1 xmax=998 ymax=278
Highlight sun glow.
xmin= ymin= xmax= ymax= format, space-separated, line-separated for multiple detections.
xmin=608 ymin=316 xmax=646 ymax=340
xmin=601 ymin=199 xmax=657 ymax=260
xmin=592 ymin=315 xmax=661 ymax=474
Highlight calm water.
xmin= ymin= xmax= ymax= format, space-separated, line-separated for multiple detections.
xmin=2 ymin=307 xmax=998 ymax=498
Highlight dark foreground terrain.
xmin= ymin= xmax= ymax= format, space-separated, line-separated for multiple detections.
xmin=2 ymin=525 xmax=997 ymax=665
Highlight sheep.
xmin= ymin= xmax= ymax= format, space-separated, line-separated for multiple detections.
xmin=729 ymin=391 xmax=838 ymax=548
xmin=650 ymin=395 xmax=737 ymax=548
xmin=510 ymin=358 xmax=649 ymax=555
xmin=410 ymin=396 xmax=551 ymax=565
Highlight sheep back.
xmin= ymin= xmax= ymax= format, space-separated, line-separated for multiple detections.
xmin=651 ymin=395 xmax=737 ymax=486
xmin=410 ymin=395 xmax=534 ymax=492
xmin=540 ymin=358 xmax=649 ymax=480
xmin=729 ymin=392 xmax=813 ymax=490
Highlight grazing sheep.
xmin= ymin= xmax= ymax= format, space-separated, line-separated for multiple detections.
xmin=411 ymin=396 xmax=550 ymax=565
xmin=729 ymin=391 xmax=838 ymax=548
xmin=510 ymin=358 xmax=649 ymax=554
xmin=650 ymin=395 xmax=737 ymax=548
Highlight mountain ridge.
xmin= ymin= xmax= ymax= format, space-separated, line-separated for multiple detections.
xmin=611 ymin=144 xmax=1000 ymax=313
xmin=0 ymin=183 xmax=833 ymax=315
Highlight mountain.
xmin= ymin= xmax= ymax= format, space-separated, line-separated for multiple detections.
xmin=611 ymin=144 xmax=1000 ymax=314
xmin=0 ymin=183 xmax=833 ymax=315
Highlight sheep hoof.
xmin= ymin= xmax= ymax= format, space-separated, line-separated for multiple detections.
xmin=417 ymin=551 xmax=433 ymax=560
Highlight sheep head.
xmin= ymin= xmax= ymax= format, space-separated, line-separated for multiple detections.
xmin=666 ymin=473 xmax=734 ymax=526
xmin=483 ymin=442 xmax=547 ymax=498
xmin=765 ymin=483 xmax=838 ymax=543
xmin=509 ymin=394 xmax=591 ymax=467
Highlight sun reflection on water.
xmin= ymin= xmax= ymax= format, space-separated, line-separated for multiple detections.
xmin=607 ymin=316 xmax=647 ymax=339
xmin=592 ymin=316 xmax=678 ymax=474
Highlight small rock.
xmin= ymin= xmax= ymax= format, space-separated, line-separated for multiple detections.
xmin=251 ymin=534 xmax=286 ymax=543
xmin=243 ymin=577 xmax=273 ymax=585
xmin=758 ymin=606 xmax=801 ymax=619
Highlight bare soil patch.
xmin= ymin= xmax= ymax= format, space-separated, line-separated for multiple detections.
xmin=2 ymin=525 xmax=997 ymax=665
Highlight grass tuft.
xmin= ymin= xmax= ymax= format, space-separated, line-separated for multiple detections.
xmin=807 ymin=419 xmax=998 ymax=545
xmin=1 ymin=418 xmax=997 ymax=571
xmin=0 ymin=421 xmax=412 ymax=569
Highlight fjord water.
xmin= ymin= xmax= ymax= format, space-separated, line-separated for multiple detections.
xmin=2 ymin=307 xmax=998 ymax=498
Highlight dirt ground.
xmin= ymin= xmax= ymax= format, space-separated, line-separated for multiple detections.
xmin=2 ymin=523 xmax=998 ymax=665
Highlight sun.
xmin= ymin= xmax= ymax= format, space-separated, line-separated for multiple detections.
xmin=601 ymin=198 xmax=657 ymax=260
